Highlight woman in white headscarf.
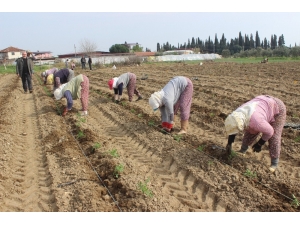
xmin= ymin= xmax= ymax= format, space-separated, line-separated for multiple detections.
xmin=149 ymin=76 xmax=193 ymax=135
xmin=224 ymin=95 xmax=286 ymax=173
xmin=41 ymin=67 xmax=59 ymax=85
xmin=54 ymin=74 xmax=89 ymax=116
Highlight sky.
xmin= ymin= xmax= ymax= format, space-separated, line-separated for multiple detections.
xmin=1 ymin=1 xmax=299 ymax=56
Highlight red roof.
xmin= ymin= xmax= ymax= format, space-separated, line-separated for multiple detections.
xmin=0 ymin=46 xmax=25 ymax=53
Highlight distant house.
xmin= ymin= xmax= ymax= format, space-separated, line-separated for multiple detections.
xmin=122 ymin=42 xmax=141 ymax=50
xmin=0 ymin=46 xmax=25 ymax=60
xmin=32 ymin=51 xmax=53 ymax=59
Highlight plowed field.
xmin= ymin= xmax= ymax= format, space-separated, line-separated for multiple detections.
xmin=1 ymin=61 xmax=299 ymax=212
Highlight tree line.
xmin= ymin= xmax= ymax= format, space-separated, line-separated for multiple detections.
xmin=156 ymin=31 xmax=300 ymax=57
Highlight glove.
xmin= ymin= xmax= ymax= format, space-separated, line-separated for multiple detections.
xmin=62 ymin=107 xmax=68 ymax=117
xmin=252 ymin=138 xmax=266 ymax=152
xmin=162 ymin=122 xmax=173 ymax=133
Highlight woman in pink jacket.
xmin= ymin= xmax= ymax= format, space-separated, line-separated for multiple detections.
xmin=224 ymin=95 xmax=286 ymax=173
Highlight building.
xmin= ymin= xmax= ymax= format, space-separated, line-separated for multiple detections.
xmin=32 ymin=51 xmax=53 ymax=59
xmin=0 ymin=46 xmax=25 ymax=60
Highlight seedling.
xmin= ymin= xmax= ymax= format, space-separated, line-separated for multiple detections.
xmin=228 ymin=150 xmax=237 ymax=160
xmin=148 ymin=121 xmax=155 ymax=126
xmin=209 ymin=113 xmax=215 ymax=118
xmin=108 ymin=149 xmax=119 ymax=158
xmin=138 ymin=178 xmax=153 ymax=198
xmin=131 ymin=109 xmax=136 ymax=114
xmin=294 ymin=136 xmax=300 ymax=142
xmin=208 ymin=160 xmax=214 ymax=166
xmin=77 ymin=113 xmax=86 ymax=123
xmin=121 ymin=101 xmax=127 ymax=106
xmin=138 ymin=114 xmax=143 ymax=118
xmin=243 ymin=169 xmax=257 ymax=179
xmin=113 ymin=164 xmax=124 ymax=178
xmin=173 ymin=134 xmax=182 ymax=142
xmin=197 ymin=145 xmax=205 ymax=152
xmin=291 ymin=194 xmax=299 ymax=208
xmin=93 ymin=142 xmax=101 ymax=150
xmin=77 ymin=130 xmax=85 ymax=139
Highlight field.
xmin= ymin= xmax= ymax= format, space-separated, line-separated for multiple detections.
xmin=0 ymin=60 xmax=300 ymax=212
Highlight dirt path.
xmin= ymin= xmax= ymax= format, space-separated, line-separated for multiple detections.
xmin=0 ymin=61 xmax=299 ymax=211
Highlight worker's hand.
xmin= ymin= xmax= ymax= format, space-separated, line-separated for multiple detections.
xmin=226 ymin=144 xmax=232 ymax=156
xmin=62 ymin=107 xmax=68 ymax=117
xmin=252 ymin=138 xmax=266 ymax=153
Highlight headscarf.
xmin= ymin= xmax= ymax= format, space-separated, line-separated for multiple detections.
xmin=108 ymin=77 xmax=119 ymax=90
xmin=54 ymin=83 xmax=67 ymax=100
xmin=41 ymin=71 xmax=47 ymax=77
xmin=149 ymin=90 xmax=164 ymax=111
xmin=224 ymin=102 xmax=257 ymax=135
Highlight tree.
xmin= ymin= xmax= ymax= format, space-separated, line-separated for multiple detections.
xmin=238 ymin=32 xmax=244 ymax=48
xmin=79 ymin=38 xmax=97 ymax=56
xmin=157 ymin=43 xmax=161 ymax=52
xmin=132 ymin=44 xmax=143 ymax=52
xmin=109 ymin=44 xmax=129 ymax=53
xmin=255 ymin=31 xmax=260 ymax=48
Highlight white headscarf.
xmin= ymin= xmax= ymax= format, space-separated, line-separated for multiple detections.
xmin=224 ymin=102 xmax=257 ymax=135
xmin=149 ymin=90 xmax=164 ymax=110
xmin=54 ymin=83 xmax=67 ymax=100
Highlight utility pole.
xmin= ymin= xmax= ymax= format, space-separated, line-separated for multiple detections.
xmin=74 ymin=44 xmax=77 ymax=57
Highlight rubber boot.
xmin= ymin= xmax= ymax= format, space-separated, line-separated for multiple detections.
xmin=178 ymin=120 xmax=188 ymax=134
xmin=237 ymin=145 xmax=248 ymax=157
xmin=269 ymin=158 xmax=279 ymax=173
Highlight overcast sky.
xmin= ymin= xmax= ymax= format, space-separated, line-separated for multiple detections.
xmin=1 ymin=1 xmax=299 ymax=56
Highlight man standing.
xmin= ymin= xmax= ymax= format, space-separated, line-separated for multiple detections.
xmin=16 ymin=51 xmax=34 ymax=93
xmin=88 ymin=56 xmax=92 ymax=70
xmin=81 ymin=56 xmax=86 ymax=69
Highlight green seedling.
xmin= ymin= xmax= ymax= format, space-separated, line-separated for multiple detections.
xmin=138 ymin=114 xmax=143 ymax=118
xmin=228 ymin=150 xmax=237 ymax=160
xmin=77 ymin=113 xmax=86 ymax=123
xmin=208 ymin=160 xmax=214 ymax=166
xmin=209 ymin=113 xmax=215 ymax=118
xmin=113 ymin=164 xmax=124 ymax=178
xmin=138 ymin=178 xmax=153 ymax=198
xmin=294 ymin=136 xmax=300 ymax=142
xmin=291 ymin=194 xmax=299 ymax=208
xmin=108 ymin=149 xmax=119 ymax=158
xmin=131 ymin=109 xmax=136 ymax=113
xmin=197 ymin=145 xmax=205 ymax=152
xmin=93 ymin=142 xmax=101 ymax=150
xmin=148 ymin=121 xmax=155 ymax=126
xmin=121 ymin=101 xmax=127 ymax=106
xmin=173 ymin=134 xmax=182 ymax=142
xmin=77 ymin=130 xmax=85 ymax=139
xmin=243 ymin=169 xmax=257 ymax=179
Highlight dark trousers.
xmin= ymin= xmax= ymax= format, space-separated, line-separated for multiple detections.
xmin=81 ymin=63 xmax=86 ymax=69
xmin=88 ymin=63 xmax=92 ymax=70
xmin=21 ymin=73 xmax=32 ymax=92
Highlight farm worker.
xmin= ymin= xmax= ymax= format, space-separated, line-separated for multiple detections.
xmin=41 ymin=67 xmax=59 ymax=85
xmin=81 ymin=56 xmax=86 ymax=69
xmin=224 ymin=95 xmax=286 ymax=173
xmin=71 ymin=61 xmax=76 ymax=70
xmin=54 ymin=74 xmax=89 ymax=116
xmin=53 ymin=68 xmax=75 ymax=91
xmin=107 ymin=72 xmax=143 ymax=103
xmin=65 ymin=59 xmax=69 ymax=68
xmin=148 ymin=76 xmax=193 ymax=135
xmin=88 ymin=56 xmax=92 ymax=70
xmin=16 ymin=51 xmax=34 ymax=93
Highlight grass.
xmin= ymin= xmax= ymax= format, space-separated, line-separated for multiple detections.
xmin=294 ymin=136 xmax=300 ymax=142
xmin=113 ymin=164 xmax=124 ymax=179
xmin=138 ymin=113 xmax=143 ymax=118
xmin=138 ymin=178 xmax=153 ymax=198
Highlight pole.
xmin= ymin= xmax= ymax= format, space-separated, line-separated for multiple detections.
xmin=74 ymin=44 xmax=77 ymax=57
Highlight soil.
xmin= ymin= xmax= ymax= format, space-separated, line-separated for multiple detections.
xmin=0 ymin=61 xmax=300 ymax=212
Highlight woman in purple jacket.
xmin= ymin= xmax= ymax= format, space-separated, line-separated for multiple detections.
xmin=224 ymin=95 xmax=286 ymax=173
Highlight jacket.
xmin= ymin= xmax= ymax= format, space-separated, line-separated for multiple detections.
xmin=16 ymin=57 xmax=33 ymax=76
